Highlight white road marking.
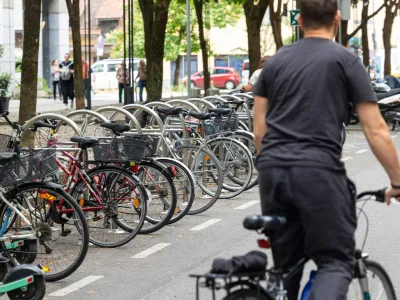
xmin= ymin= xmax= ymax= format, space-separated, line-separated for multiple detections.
xmin=341 ymin=157 xmax=352 ymax=162
xmin=356 ymin=149 xmax=368 ymax=154
xmin=190 ymin=219 xmax=221 ymax=231
xmin=235 ymin=200 xmax=260 ymax=210
xmin=49 ymin=276 xmax=104 ymax=297
xmin=131 ymin=243 xmax=171 ymax=258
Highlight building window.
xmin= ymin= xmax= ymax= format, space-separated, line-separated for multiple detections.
xmin=100 ymin=20 xmax=119 ymax=35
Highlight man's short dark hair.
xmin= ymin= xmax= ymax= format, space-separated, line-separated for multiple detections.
xmin=299 ymin=0 xmax=338 ymax=29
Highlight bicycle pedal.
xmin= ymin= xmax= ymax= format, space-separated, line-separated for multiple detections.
xmin=61 ymin=229 xmax=72 ymax=237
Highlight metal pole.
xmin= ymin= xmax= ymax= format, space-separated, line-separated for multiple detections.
xmin=123 ymin=0 xmax=127 ymax=105
xmin=88 ymin=0 xmax=92 ymax=110
xmin=372 ymin=0 xmax=377 ymax=79
xmin=186 ymin=0 xmax=191 ymax=98
xmin=338 ymin=0 xmax=342 ymax=45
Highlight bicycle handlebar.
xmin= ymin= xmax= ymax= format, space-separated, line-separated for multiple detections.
xmin=33 ymin=121 xmax=58 ymax=131
xmin=357 ymin=188 xmax=386 ymax=203
xmin=0 ymin=111 xmax=22 ymax=134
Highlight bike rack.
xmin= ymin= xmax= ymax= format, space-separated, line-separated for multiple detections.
xmin=95 ymin=106 xmax=142 ymax=134
xmin=219 ymin=95 xmax=253 ymax=131
xmin=22 ymin=113 xmax=83 ymax=151
xmin=187 ymin=98 xmax=216 ymax=113
xmin=66 ymin=110 xmax=109 ymax=135
xmin=121 ymin=104 xmax=165 ymax=134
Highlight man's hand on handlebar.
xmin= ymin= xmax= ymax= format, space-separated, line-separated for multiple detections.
xmin=385 ymin=187 xmax=400 ymax=205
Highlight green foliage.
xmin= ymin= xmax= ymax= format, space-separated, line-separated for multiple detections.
xmin=37 ymin=78 xmax=51 ymax=93
xmin=0 ymin=73 xmax=12 ymax=97
xmin=106 ymin=0 xmax=242 ymax=61
xmin=0 ymin=45 xmax=3 ymax=58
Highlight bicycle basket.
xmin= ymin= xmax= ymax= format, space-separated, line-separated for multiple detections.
xmin=0 ymin=134 xmax=16 ymax=152
xmin=0 ymin=148 xmax=57 ymax=186
xmin=204 ymin=114 xmax=239 ymax=136
xmin=92 ymin=135 xmax=160 ymax=162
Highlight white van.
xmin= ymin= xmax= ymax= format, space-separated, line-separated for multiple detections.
xmin=91 ymin=58 xmax=144 ymax=91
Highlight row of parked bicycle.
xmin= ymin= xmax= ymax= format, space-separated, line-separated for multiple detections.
xmin=0 ymin=93 xmax=255 ymax=298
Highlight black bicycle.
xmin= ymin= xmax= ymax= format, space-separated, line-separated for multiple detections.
xmin=191 ymin=188 xmax=397 ymax=300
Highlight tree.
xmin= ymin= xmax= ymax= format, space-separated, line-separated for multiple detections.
xmin=138 ymin=0 xmax=171 ymax=102
xmin=269 ymin=0 xmax=283 ymax=51
xmin=65 ymin=0 xmax=84 ymax=109
xmin=19 ymin=0 xmax=41 ymax=145
xmin=239 ymin=0 xmax=269 ymax=76
xmin=361 ymin=0 xmax=370 ymax=67
xmin=383 ymin=0 xmax=400 ymax=76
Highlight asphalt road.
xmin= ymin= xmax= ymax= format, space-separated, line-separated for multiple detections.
xmin=5 ymin=128 xmax=400 ymax=300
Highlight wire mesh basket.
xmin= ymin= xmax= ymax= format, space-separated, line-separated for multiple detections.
xmin=0 ymin=148 xmax=57 ymax=186
xmin=92 ymin=135 xmax=160 ymax=162
xmin=204 ymin=114 xmax=239 ymax=136
xmin=0 ymin=134 xmax=16 ymax=152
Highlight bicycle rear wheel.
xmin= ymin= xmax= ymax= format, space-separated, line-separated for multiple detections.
xmin=154 ymin=157 xmax=196 ymax=224
xmin=133 ymin=159 xmax=177 ymax=234
xmin=0 ymin=182 xmax=89 ymax=282
xmin=174 ymin=145 xmax=223 ymax=215
xmin=71 ymin=165 xmax=147 ymax=248
xmin=346 ymin=259 xmax=396 ymax=300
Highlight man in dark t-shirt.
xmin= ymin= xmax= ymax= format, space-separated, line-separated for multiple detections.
xmin=253 ymin=0 xmax=400 ymax=299
xmin=59 ymin=53 xmax=75 ymax=108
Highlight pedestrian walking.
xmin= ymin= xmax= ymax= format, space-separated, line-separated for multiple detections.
xmin=51 ymin=60 xmax=62 ymax=101
xmin=116 ymin=63 xmax=130 ymax=103
xmin=82 ymin=56 xmax=90 ymax=101
xmin=135 ymin=60 xmax=147 ymax=102
xmin=59 ymin=53 xmax=75 ymax=108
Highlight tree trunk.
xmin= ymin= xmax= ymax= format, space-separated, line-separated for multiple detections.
xmin=383 ymin=12 xmax=395 ymax=76
xmin=336 ymin=20 xmax=348 ymax=46
xmin=243 ymin=0 xmax=269 ymax=76
xmin=19 ymin=0 xmax=41 ymax=145
xmin=173 ymin=55 xmax=181 ymax=87
xmin=193 ymin=0 xmax=210 ymax=93
xmin=361 ymin=2 xmax=370 ymax=67
xmin=269 ymin=0 xmax=283 ymax=51
xmin=139 ymin=0 xmax=170 ymax=102
xmin=66 ymin=0 xmax=84 ymax=109
xmin=173 ymin=26 xmax=185 ymax=88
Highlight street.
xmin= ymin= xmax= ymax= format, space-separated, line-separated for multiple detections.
xmin=11 ymin=128 xmax=398 ymax=300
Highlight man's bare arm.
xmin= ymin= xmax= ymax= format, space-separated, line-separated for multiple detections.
xmin=253 ymin=96 xmax=269 ymax=154
xmin=357 ymin=102 xmax=400 ymax=203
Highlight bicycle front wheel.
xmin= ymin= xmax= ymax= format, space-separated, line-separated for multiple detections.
xmin=0 ymin=182 xmax=89 ymax=282
xmin=222 ymin=288 xmax=271 ymax=300
xmin=346 ymin=259 xmax=396 ymax=300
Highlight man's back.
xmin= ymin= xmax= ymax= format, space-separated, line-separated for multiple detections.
xmin=255 ymin=38 xmax=373 ymax=171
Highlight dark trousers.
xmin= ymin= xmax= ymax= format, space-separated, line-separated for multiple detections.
xmin=83 ymin=78 xmax=90 ymax=100
xmin=138 ymin=79 xmax=146 ymax=102
xmin=258 ymin=167 xmax=357 ymax=300
xmin=118 ymin=83 xmax=129 ymax=103
xmin=60 ymin=79 xmax=74 ymax=104
xmin=52 ymin=81 xmax=62 ymax=99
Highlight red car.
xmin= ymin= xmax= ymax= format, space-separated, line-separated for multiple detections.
xmin=183 ymin=67 xmax=240 ymax=90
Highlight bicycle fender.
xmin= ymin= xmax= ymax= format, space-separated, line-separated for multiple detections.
xmin=3 ymin=264 xmax=44 ymax=283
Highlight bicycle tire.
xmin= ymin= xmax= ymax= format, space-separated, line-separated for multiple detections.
xmin=222 ymin=288 xmax=271 ymax=300
xmin=229 ymin=131 xmax=258 ymax=191
xmin=154 ymin=157 xmax=196 ymax=224
xmin=174 ymin=145 xmax=223 ymax=215
xmin=133 ymin=159 xmax=178 ymax=234
xmin=347 ymin=259 xmax=397 ymax=300
xmin=205 ymin=137 xmax=253 ymax=199
xmin=70 ymin=165 xmax=147 ymax=248
xmin=0 ymin=181 xmax=89 ymax=282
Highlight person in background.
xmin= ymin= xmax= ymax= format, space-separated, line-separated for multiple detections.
xmin=51 ymin=60 xmax=62 ymax=101
xmin=242 ymin=56 xmax=270 ymax=92
xmin=82 ymin=56 xmax=90 ymax=100
xmin=59 ymin=53 xmax=75 ymax=108
xmin=116 ymin=63 xmax=130 ymax=104
xmin=135 ymin=60 xmax=147 ymax=102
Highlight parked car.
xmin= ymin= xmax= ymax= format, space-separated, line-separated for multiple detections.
xmin=182 ymin=67 xmax=240 ymax=90
xmin=91 ymin=58 xmax=144 ymax=90
xmin=241 ymin=59 xmax=249 ymax=84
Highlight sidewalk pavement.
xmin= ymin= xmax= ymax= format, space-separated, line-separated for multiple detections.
xmin=6 ymin=90 xmax=194 ymax=122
